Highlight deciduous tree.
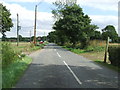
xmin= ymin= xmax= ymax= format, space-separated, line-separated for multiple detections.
xmin=52 ymin=4 xmax=98 ymax=48
xmin=102 ymin=25 xmax=118 ymax=42
xmin=0 ymin=4 xmax=13 ymax=41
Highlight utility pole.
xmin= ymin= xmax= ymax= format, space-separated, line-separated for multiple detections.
xmin=33 ymin=5 xmax=37 ymax=45
xmin=44 ymin=32 xmax=45 ymax=41
xmin=33 ymin=1 xmax=43 ymax=45
xmin=104 ymin=37 xmax=109 ymax=63
xmin=17 ymin=13 xmax=19 ymax=46
xmin=30 ymin=30 xmax=31 ymax=43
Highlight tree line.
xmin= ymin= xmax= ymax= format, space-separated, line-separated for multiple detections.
xmin=47 ymin=3 xmax=119 ymax=48
xmin=3 ymin=35 xmax=47 ymax=42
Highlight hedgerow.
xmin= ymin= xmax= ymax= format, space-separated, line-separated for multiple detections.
xmin=108 ymin=46 xmax=120 ymax=67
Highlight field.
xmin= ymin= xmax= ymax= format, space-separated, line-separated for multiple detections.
xmin=11 ymin=42 xmax=45 ymax=55
xmin=80 ymin=43 xmax=120 ymax=62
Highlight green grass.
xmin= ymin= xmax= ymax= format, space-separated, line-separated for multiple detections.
xmin=95 ymin=60 xmax=120 ymax=72
xmin=85 ymin=46 xmax=105 ymax=52
xmin=2 ymin=56 xmax=32 ymax=88
xmin=29 ymin=43 xmax=47 ymax=51
xmin=71 ymin=49 xmax=86 ymax=54
xmin=30 ymin=45 xmax=42 ymax=51
xmin=62 ymin=46 xmax=86 ymax=54
xmin=63 ymin=45 xmax=105 ymax=54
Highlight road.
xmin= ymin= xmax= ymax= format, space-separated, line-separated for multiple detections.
xmin=15 ymin=43 xmax=119 ymax=88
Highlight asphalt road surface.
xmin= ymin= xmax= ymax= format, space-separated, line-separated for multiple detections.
xmin=15 ymin=43 xmax=119 ymax=88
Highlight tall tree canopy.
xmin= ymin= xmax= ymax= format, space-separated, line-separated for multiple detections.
xmin=0 ymin=4 xmax=13 ymax=40
xmin=52 ymin=3 xmax=98 ymax=48
xmin=91 ymin=31 xmax=102 ymax=40
xmin=102 ymin=25 xmax=118 ymax=42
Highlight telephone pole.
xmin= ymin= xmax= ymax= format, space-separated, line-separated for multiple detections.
xmin=33 ymin=1 xmax=43 ymax=45
xmin=33 ymin=5 xmax=37 ymax=45
xmin=30 ymin=30 xmax=31 ymax=43
xmin=44 ymin=32 xmax=45 ymax=41
xmin=17 ymin=13 xmax=19 ymax=46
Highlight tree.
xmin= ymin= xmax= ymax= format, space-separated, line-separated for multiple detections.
xmin=102 ymin=25 xmax=118 ymax=42
xmin=31 ymin=36 xmax=35 ymax=42
xmin=47 ymin=31 xmax=58 ymax=43
xmin=19 ymin=35 xmax=22 ymax=41
xmin=118 ymin=37 xmax=120 ymax=43
xmin=0 ymin=4 xmax=13 ymax=41
xmin=52 ymin=0 xmax=77 ymax=21
xmin=91 ymin=31 xmax=102 ymax=40
xmin=52 ymin=4 xmax=98 ymax=48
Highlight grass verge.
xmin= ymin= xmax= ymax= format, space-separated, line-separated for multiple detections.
xmin=95 ymin=60 xmax=120 ymax=72
xmin=62 ymin=46 xmax=86 ymax=54
xmin=2 ymin=56 xmax=32 ymax=88
xmin=62 ymin=46 xmax=105 ymax=54
xmin=29 ymin=45 xmax=43 ymax=52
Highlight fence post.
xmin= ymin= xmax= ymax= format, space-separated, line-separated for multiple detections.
xmin=104 ymin=37 xmax=109 ymax=63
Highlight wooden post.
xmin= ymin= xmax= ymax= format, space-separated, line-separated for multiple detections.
xmin=104 ymin=37 xmax=109 ymax=63
xmin=17 ymin=13 xmax=19 ymax=46
xmin=34 ymin=5 xmax=37 ymax=45
xmin=30 ymin=30 xmax=31 ymax=43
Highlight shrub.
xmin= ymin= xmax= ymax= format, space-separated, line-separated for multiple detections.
xmin=108 ymin=46 xmax=120 ymax=67
xmin=64 ymin=42 xmax=72 ymax=48
xmin=2 ymin=42 xmax=20 ymax=68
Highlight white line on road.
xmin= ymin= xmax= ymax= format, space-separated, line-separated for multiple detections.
xmin=63 ymin=61 xmax=82 ymax=85
xmin=57 ymin=52 xmax=61 ymax=57
xmin=54 ymin=49 xmax=56 ymax=51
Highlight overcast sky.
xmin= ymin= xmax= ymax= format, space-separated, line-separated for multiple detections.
xmin=0 ymin=0 xmax=119 ymax=37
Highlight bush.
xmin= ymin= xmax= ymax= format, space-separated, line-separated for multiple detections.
xmin=64 ymin=42 xmax=73 ymax=48
xmin=108 ymin=46 xmax=120 ymax=67
xmin=2 ymin=42 xmax=20 ymax=68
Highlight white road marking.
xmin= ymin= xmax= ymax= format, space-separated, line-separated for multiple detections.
xmin=57 ymin=52 xmax=61 ymax=57
xmin=63 ymin=61 xmax=82 ymax=85
xmin=54 ymin=49 xmax=56 ymax=51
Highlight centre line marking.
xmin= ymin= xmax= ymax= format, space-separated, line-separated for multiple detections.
xmin=63 ymin=61 xmax=82 ymax=85
xmin=57 ymin=52 xmax=61 ymax=57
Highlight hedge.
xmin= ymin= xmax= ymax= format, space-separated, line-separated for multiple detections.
xmin=108 ymin=46 xmax=120 ymax=67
